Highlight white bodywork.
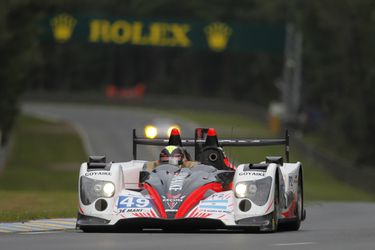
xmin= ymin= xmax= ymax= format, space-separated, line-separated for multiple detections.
xmin=78 ymin=160 xmax=302 ymax=227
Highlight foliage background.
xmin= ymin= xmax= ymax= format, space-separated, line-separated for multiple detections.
xmin=1 ymin=0 xmax=374 ymax=167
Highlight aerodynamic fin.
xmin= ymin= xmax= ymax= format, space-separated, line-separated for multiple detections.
xmin=168 ymin=128 xmax=182 ymax=146
xmin=204 ymin=128 xmax=219 ymax=147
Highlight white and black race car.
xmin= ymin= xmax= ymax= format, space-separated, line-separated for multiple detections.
xmin=77 ymin=128 xmax=305 ymax=232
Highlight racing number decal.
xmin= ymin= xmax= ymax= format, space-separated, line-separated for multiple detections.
xmin=118 ymin=196 xmax=151 ymax=208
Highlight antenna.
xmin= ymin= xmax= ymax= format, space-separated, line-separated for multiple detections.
xmin=227 ymin=126 xmax=234 ymax=163
xmin=285 ymin=129 xmax=290 ymax=162
xmin=133 ymin=129 xmax=137 ymax=160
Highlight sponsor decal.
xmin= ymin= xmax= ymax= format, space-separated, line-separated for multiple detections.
xmin=162 ymin=193 xmax=185 ymax=209
xmin=85 ymin=171 xmax=111 ymax=176
xmin=289 ymin=176 xmax=294 ymax=187
xmin=239 ymin=171 xmax=265 ymax=177
xmin=294 ymin=175 xmax=299 ymax=184
xmin=118 ymin=208 xmax=145 ymax=213
xmin=208 ymin=192 xmax=232 ymax=200
xmin=169 ymin=172 xmax=189 ymax=191
xmin=89 ymin=20 xmax=191 ymax=47
xmin=165 ymin=209 xmax=178 ymax=212
xmin=50 ymin=14 xmax=77 ymax=43
xmin=198 ymin=200 xmax=229 ymax=212
xmin=47 ymin=14 xmax=285 ymax=53
xmin=204 ymin=22 xmax=232 ymax=52
xmin=209 ymin=193 xmax=226 ymax=200
xmin=117 ymin=196 xmax=152 ymax=209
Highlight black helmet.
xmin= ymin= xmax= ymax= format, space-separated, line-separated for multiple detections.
xmin=159 ymin=146 xmax=184 ymax=165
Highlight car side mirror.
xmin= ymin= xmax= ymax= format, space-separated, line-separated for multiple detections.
xmin=216 ymin=171 xmax=235 ymax=187
xmin=139 ymin=171 xmax=150 ymax=183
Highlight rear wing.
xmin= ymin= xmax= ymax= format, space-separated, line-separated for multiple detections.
xmin=132 ymin=128 xmax=290 ymax=162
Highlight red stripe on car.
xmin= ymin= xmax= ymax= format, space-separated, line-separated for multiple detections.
xmin=224 ymin=158 xmax=236 ymax=170
xmin=175 ymin=182 xmax=223 ymax=219
xmin=282 ymin=194 xmax=297 ymax=218
xmin=144 ymin=183 xmax=167 ymax=218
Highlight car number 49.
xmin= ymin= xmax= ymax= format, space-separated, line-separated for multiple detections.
xmin=118 ymin=196 xmax=151 ymax=208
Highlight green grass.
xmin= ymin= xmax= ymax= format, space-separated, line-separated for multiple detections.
xmin=0 ymin=115 xmax=86 ymax=222
xmin=0 ymin=191 xmax=77 ymax=222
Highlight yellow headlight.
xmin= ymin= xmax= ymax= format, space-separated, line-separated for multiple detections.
xmin=145 ymin=125 xmax=158 ymax=139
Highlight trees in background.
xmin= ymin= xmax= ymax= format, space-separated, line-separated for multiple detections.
xmin=0 ymin=0 xmax=41 ymax=145
xmin=302 ymin=0 xmax=375 ymax=165
xmin=0 ymin=0 xmax=374 ymax=165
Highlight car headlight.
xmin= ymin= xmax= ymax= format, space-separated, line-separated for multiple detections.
xmin=235 ymin=183 xmax=248 ymax=198
xmin=145 ymin=125 xmax=158 ymax=139
xmin=235 ymin=177 xmax=272 ymax=206
xmin=102 ymin=183 xmax=115 ymax=197
xmin=80 ymin=176 xmax=115 ymax=205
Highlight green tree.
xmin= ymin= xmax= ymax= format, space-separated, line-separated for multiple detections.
xmin=301 ymin=0 xmax=375 ymax=165
xmin=0 ymin=0 xmax=42 ymax=145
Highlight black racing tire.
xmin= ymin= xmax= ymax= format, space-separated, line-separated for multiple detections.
xmin=79 ymin=226 xmax=99 ymax=233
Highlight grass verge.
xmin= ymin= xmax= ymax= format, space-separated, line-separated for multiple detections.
xmin=0 ymin=115 xmax=86 ymax=222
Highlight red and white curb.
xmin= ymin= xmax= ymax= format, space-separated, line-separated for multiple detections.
xmin=0 ymin=218 xmax=76 ymax=233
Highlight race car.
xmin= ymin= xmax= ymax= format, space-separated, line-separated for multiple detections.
xmin=76 ymin=128 xmax=305 ymax=232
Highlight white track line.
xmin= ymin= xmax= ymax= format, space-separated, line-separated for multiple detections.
xmin=19 ymin=231 xmax=61 ymax=235
xmin=0 ymin=218 xmax=76 ymax=233
xmin=271 ymin=242 xmax=317 ymax=246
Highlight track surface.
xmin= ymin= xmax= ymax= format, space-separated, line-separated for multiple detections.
xmin=23 ymin=102 xmax=197 ymax=161
xmin=2 ymin=102 xmax=373 ymax=250
xmin=1 ymin=202 xmax=374 ymax=250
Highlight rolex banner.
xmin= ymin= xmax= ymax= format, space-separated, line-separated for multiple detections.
xmin=45 ymin=13 xmax=285 ymax=53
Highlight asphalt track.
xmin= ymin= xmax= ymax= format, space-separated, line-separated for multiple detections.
xmin=1 ymin=102 xmax=373 ymax=250
xmin=22 ymin=102 xmax=198 ymax=161
xmin=1 ymin=202 xmax=374 ymax=250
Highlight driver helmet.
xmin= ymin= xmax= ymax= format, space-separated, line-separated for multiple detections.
xmin=159 ymin=146 xmax=184 ymax=166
